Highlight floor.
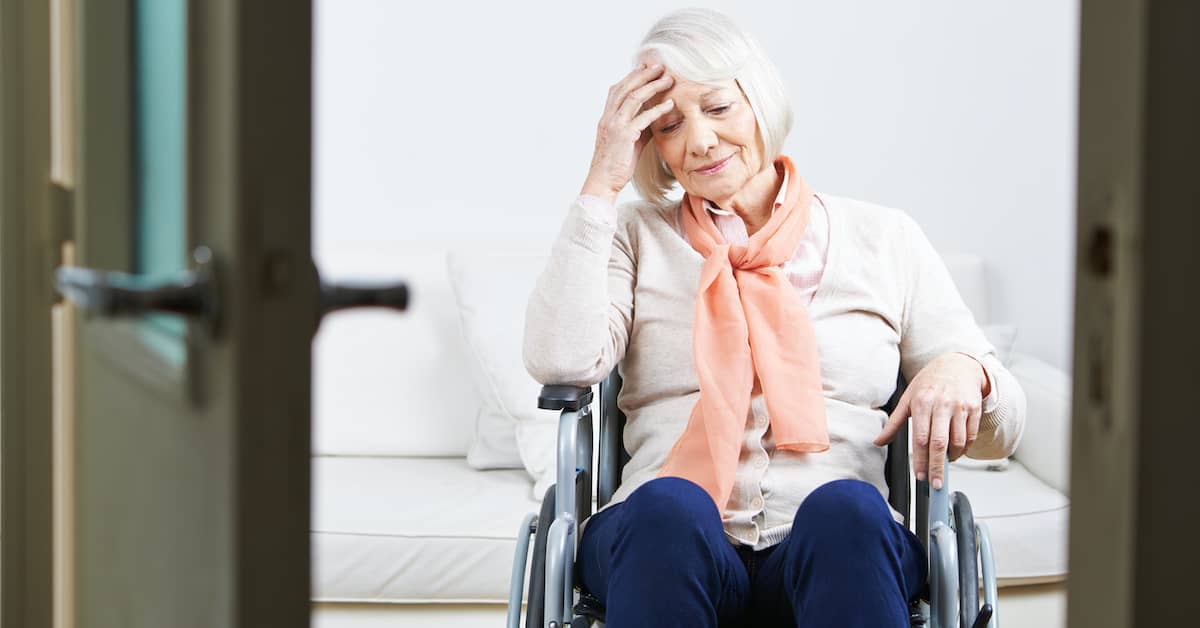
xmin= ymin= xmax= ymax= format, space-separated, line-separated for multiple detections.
xmin=313 ymin=581 xmax=1067 ymax=627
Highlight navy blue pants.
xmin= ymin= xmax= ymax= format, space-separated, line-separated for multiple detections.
xmin=577 ymin=477 xmax=927 ymax=627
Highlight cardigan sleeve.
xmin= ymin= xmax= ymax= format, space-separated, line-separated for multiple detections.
xmin=896 ymin=212 xmax=1027 ymax=460
xmin=522 ymin=196 xmax=637 ymax=387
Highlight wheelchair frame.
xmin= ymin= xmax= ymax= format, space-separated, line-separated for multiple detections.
xmin=508 ymin=371 xmax=999 ymax=628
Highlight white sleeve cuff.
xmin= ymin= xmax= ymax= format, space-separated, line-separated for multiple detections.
xmin=575 ymin=194 xmax=618 ymax=228
xmin=980 ymin=365 xmax=999 ymax=413
xmin=956 ymin=352 xmax=999 ymax=414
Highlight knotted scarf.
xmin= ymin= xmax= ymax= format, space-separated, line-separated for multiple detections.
xmin=659 ymin=155 xmax=829 ymax=511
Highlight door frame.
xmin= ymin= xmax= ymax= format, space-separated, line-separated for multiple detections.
xmin=1069 ymin=0 xmax=1200 ymax=626
xmin=192 ymin=1 xmax=318 ymax=622
xmin=0 ymin=0 xmax=55 ymax=625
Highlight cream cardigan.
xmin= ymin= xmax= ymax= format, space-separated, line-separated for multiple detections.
xmin=523 ymin=194 xmax=1026 ymax=549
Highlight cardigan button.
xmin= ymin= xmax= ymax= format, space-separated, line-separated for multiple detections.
xmin=755 ymin=415 xmax=768 ymax=427
xmin=751 ymin=497 xmax=763 ymax=509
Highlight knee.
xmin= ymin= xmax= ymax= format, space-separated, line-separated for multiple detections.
xmin=611 ymin=478 xmax=732 ymax=589
xmin=792 ymin=480 xmax=892 ymax=544
xmin=621 ymin=477 xmax=721 ymax=539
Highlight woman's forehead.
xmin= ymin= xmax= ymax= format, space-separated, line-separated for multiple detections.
xmin=647 ymin=76 xmax=739 ymax=107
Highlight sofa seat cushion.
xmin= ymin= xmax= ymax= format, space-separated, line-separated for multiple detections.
xmin=950 ymin=459 xmax=1069 ymax=585
xmin=313 ymin=456 xmax=540 ymax=603
xmin=312 ymin=456 xmax=1067 ymax=602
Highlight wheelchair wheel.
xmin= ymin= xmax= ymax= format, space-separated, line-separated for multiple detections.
xmin=952 ymin=491 xmax=981 ymax=628
xmin=526 ymin=484 xmax=556 ymax=628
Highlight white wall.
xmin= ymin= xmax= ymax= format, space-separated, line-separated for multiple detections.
xmin=315 ymin=0 xmax=1079 ymax=370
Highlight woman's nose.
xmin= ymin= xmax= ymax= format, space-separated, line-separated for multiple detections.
xmin=687 ymin=122 xmax=718 ymax=157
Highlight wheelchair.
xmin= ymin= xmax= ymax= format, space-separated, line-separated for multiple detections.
xmin=507 ymin=370 xmax=999 ymax=628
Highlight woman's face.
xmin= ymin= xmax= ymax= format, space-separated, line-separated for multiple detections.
xmin=645 ymin=75 xmax=766 ymax=203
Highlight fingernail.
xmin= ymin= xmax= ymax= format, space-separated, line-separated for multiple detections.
xmin=933 ymin=479 xmax=943 ymax=490
xmin=916 ymin=471 xmax=926 ymax=482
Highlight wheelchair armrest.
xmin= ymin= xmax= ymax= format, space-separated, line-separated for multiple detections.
xmin=539 ymin=384 xmax=594 ymax=411
xmin=543 ymin=385 xmax=595 ymax=531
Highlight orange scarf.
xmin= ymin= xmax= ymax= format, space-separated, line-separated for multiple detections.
xmin=659 ymin=155 xmax=829 ymax=511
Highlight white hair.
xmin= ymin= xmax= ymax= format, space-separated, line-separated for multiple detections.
xmin=631 ymin=8 xmax=793 ymax=206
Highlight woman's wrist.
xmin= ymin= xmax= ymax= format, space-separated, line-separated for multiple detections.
xmin=952 ymin=352 xmax=991 ymax=397
xmin=580 ymin=177 xmax=620 ymax=205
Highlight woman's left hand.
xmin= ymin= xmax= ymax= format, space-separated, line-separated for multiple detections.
xmin=873 ymin=352 xmax=989 ymax=490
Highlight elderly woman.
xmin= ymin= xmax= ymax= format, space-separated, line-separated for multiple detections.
xmin=523 ymin=8 xmax=1025 ymax=627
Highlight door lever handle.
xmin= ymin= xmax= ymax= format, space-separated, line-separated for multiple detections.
xmin=319 ymin=280 xmax=409 ymax=317
xmin=56 ymin=245 xmax=410 ymax=331
xmin=55 ymin=246 xmax=220 ymax=333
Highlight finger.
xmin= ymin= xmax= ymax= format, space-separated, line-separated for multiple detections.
xmin=617 ymin=73 xmax=675 ymax=121
xmin=631 ymin=98 xmax=675 ymax=133
xmin=910 ymin=390 xmax=933 ymax=484
xmin=874 ymin=391 xmax=911 ymax=446
xmin=947 ymin=402 xmax=968 ymax=461
xmin=633 ymin=128 xmax=652 ymax=161
xmin=965 ymin=402 xmax=981 ymax=453
xmin=605 ymin=64 xmax=651 ymax=111
xmin=605 ymin=63 xmax=665 ymax=115
xmin=928 ymin=396 xmax=953 ymax=490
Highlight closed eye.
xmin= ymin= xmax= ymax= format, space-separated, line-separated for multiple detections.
xmin=658 ymin=104 xmax=731 ymax=133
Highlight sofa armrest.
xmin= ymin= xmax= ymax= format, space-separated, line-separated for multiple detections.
xmin=1008 ymin=351 xmax=1072 ymax=496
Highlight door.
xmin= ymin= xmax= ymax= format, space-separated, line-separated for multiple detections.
xmin=1068 ymin=1 xmax=1200 ymax=626
xmin=56 ymin=1 xmax=315 ymax=626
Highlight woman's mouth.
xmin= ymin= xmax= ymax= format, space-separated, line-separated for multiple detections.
xmin=695 ymin=155 xmax=732 ymax=175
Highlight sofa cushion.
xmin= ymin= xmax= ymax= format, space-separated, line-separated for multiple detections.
xmin=311 ymin=457 xmax=1065 ymax=605
xmin=446 ymin=248 xmax=568 ymax=497
xmin=949 ymin=458 xmax=1069 ymax=585
xmin=312 ymin=455 xmax=541 ymax=603
xmin=1008 ymin=352 xmax=1073 ymax=496
xmin=314 ymin=245 xmax=482 ymax=457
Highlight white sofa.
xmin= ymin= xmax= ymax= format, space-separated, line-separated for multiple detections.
xmin=311 ymin=243 xmax=1071 ymax=628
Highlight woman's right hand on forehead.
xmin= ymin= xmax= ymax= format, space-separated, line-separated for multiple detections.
xmin=580 ymin=63 xmax=676 ymax=204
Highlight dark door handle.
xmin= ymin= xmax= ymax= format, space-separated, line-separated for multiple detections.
xmin=319 ymin=280 xmax=409 ymax=317
xmin=55 ymin=246 xmax=221 ymax=333
xmin=55 ymin=245 xmax=411 ymax=332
